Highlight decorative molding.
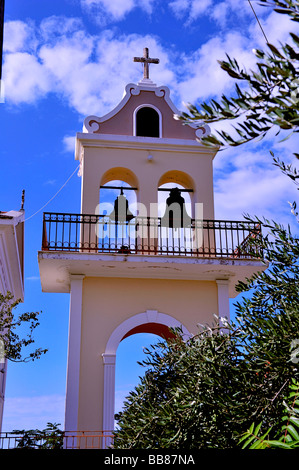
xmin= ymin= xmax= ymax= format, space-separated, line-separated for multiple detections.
xmin=104 ymin=310 xmax=191 ymax=355
xmin=83 ymin=83 xmax=139 ymax=133
xmin=82 ymin=81 xmax=210 ymax=139
xmin=137 ymin=77 xmax=157 ymax=87
xmin=83 ymin=116 xmax=101 ymax=133
xmin=74 ymin=132 xmax=217 ymax=162
xmin=195 ymin=125 xmax=211 ymax=138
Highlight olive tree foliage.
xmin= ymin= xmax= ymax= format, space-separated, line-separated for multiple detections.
xmin=179 ymin=0 xmax=299 ymax=200
xmin=0 ymin=291 xmax=47 ymax=365
xmin=12 ymin=422 xmax=63 ymax=449
xmin=113 ymin=220 xmax=299 ymax=449
xmin=240 ymin=379 xmax=299 ymax=449
xmin=113 ymin=217 xmax=299 ymax=449
xmin=113 ymin=1 xmax=299 ymax=449
xmin=180 ymin=2 xmax=299 ymax=146
xmin=114 ymin=324 xmax=251 ymax=449
xmin=114 ymin=192 xmax=299 ymax=449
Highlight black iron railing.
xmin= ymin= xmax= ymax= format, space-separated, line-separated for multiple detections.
xmin=0 ymin=430 xmax=114 ymax=449
xmin=41 ymin=212 xmax=262 ymax=259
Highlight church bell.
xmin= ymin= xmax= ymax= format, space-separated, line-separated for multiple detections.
xmin=109 ymin=188 xmax=135 ymax=223
xmin=161 ymin=187 xmax=191 ymax=229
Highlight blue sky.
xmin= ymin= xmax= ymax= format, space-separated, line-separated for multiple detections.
xmin=1 ymin=0 xmax=298 ymax=432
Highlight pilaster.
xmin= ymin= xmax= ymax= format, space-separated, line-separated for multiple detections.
xmin=216 ymin=279 xmax=230 ymax=329
xmin=64 ymin=274 xmax=85 ymax=432
xmin=102 ymin=353 xmax=116 ymax=447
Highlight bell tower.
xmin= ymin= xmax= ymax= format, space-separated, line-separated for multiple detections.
xmin=38 ymin=48 xmax=266 ymax=447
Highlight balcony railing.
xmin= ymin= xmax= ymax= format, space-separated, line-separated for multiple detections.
xmin=42 ymin=212 xmax=262 ymax=260
xmin=0 ymin=430 xmax=114 ymax=449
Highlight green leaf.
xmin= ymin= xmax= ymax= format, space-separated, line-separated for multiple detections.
xmin=278 ymin=131 xmax=294 ymax=142
xmin=285 ymin=424 xmax=299 ymax=441
xmin=290 ymin=32 xmax=299 ymax=45
xmin=265 ymin=440 xmax=293 ymax=449
xmin=241 ymin=434 xmax=258 ymax=449
xmin=289 ymin=417 xmax=299 ymax=428
xmin=274 ymin=8 xmax=294 ymax=15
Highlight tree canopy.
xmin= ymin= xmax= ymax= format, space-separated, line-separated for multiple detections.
xmin=113 ymin=216 xmax=299 ymax=449
xmin=178 ymin=0 xmax=299 ymax=194
xmin=0 ymin=291 xmax=47 ymax=364
xmin=180 ymin=1 xmax=299 ymax=148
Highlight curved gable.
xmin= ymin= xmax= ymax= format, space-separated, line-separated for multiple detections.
xmin=83 ymin=83 xmax=210 ymax=140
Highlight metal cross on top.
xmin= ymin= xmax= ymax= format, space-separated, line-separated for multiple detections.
xmin=133 ymin=47 xmax=159 ymax=80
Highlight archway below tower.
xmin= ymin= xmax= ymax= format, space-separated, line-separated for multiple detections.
xmin=102 ymin=311 xmax=192 ymax=434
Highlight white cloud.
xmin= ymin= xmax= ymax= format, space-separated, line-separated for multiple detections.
xmin=210 ymin=2 xmax=229 ymax=26
xmin=63 ymin=135 xmax=76 ymax=153
xmin=169 ymin=0 xmax=192 ymax=18
xmin=249 ymin=7 xmax=299 ymax=47
xmin=39 ymin=16 xmax=84 ymax=40
xmin=174 ymin=3 xmax=299 ymax=108
xmin=80 ymin=0 xmax=155 ymax=23
xmin=82 ymin=0 xmax=134 ymax=19
xmin=4 ymin=17 xmax=175 ymax=116
xmin=189 ymin=0 xmax=213 ymax=20
xmin=169 ymin=0 xmax=212 ymax=22
xmin=3 ymin=6 xmax=299 ymax=119
xmin=3 ymin=52 xmax=51 ymax=105
xmin=213 ymin=141 xmax=298 ymax=232
xmin=176 ymin=32 xmax=258 ymax=105
xmin=3 ymin=20 xmax=37 ymax=53
xmin=168 ymin=0 xmax=257 ymax=25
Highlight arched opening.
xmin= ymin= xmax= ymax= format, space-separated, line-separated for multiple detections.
xmin=100 ymin=167 xmax=139 ymax=189
xmin=158 ymin=183 xmax=192 ymax=218
xmin=102 ymin=311 xmax=191 ymax=434
xmin=158 ymin=171 xmax=194 ymax=254
xmin=135 ymin=106 xmax=160 ymax=138
xmin=98 ymin=170 xmax=138 ymax=253
xmin=158 ymin=170 xmax=194 ymax=218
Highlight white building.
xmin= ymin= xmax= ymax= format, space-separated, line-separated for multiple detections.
xmin=0 ymin=208 xmax=25 ymax=431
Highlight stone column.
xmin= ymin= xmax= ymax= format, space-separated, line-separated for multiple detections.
xmin=216 ymin=279 xmax=230 ymax=331
xmin=64 ymin=274 xmax=85 ymax=438
xmin=102 ymin=353 xmax=116 ymax=448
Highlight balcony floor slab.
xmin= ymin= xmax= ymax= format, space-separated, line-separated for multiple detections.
xmin=38 ymin=250 xmax=267 ymax=297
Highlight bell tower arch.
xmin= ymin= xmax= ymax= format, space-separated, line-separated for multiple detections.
xmin=38 ymin=48 xmax=266 ymax=447
xmin=102 ymin=310 xmax=191 ymax=434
